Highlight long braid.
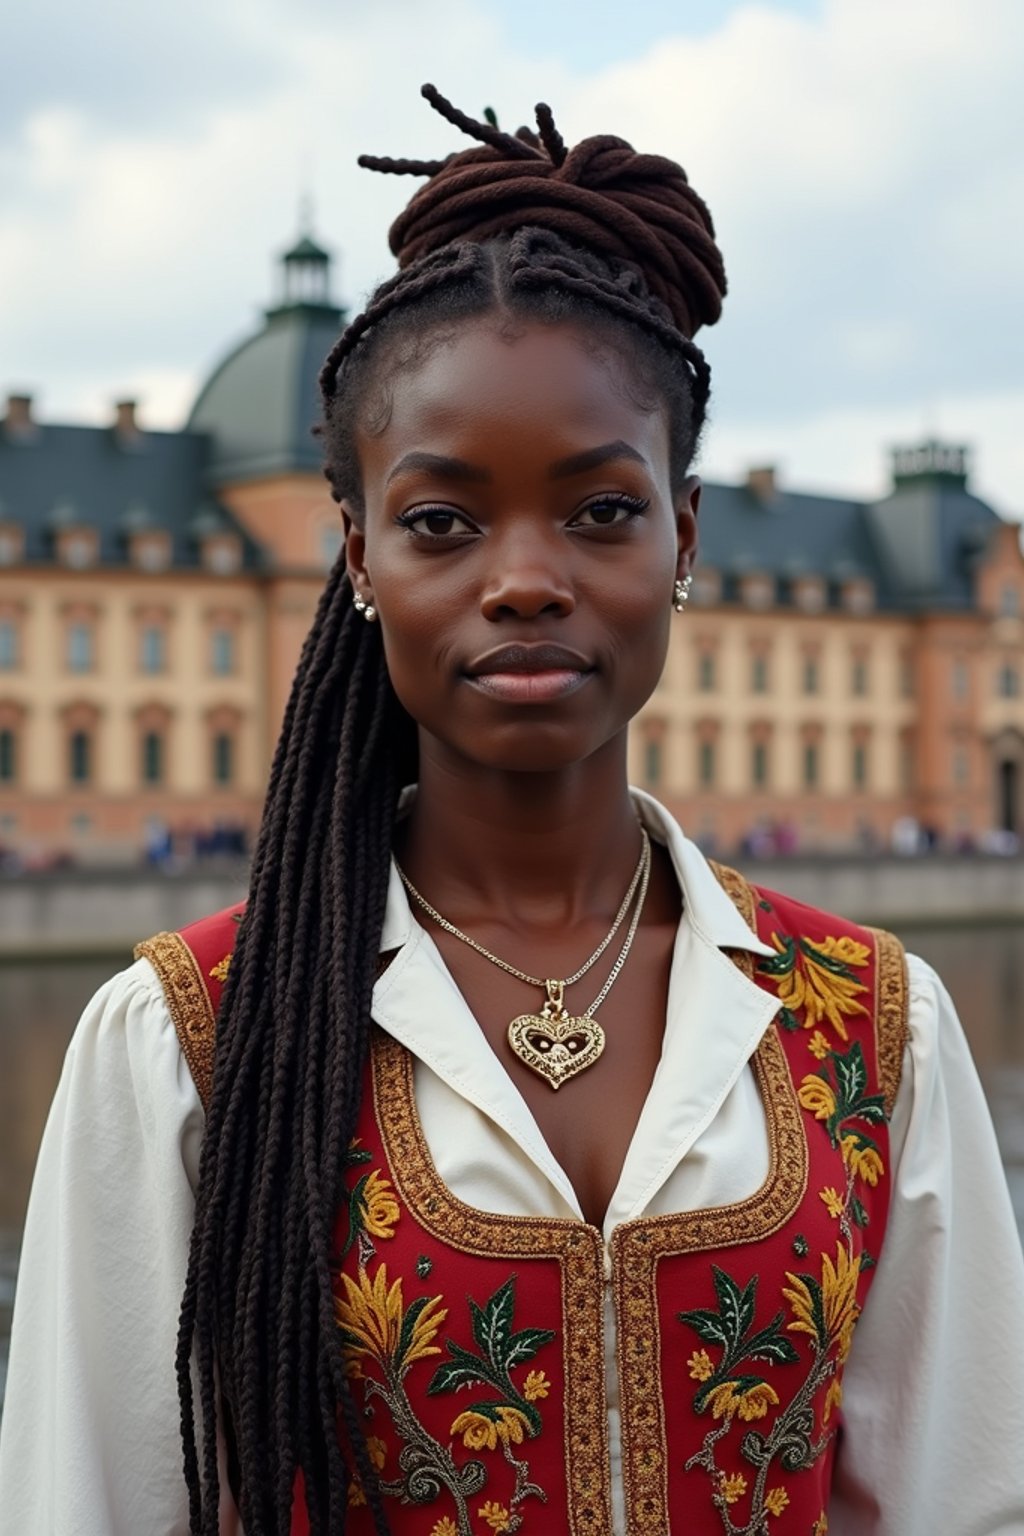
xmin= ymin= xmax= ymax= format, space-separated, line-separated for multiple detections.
xmin=179 ymin=83 xmax=724 ymax=1535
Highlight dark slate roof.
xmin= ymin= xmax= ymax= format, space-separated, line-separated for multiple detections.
xmin=695 ymin=473 xmax=1002 ymax=613
xmin=0 ymin=421 xmax=264 ymax=570
xmin=187 ymin=301 xmax=346 ymax=486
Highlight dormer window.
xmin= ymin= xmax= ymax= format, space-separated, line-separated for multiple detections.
xmin=57 ymin=527 xmax=99 ymax=570
xmin=690 ymin=568 xmax=721 ymax=606
xmin=0 ymin=523 xmax=23 ymax=566
xmin=841 ymin=578 xmax=874 ymax=615
xmin=740 ymin=573 xmax=774 ymax=611
xmin=793 ymin=575 xmax=826 ymax=613
xmin=202 ymin=533 xmax=242 ymax=576
xmin=131 ymin=532 xmax=172 ymax=573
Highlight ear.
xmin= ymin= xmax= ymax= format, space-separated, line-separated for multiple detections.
xmin=674 ymin=475 xmax=701 ymax=581
xmin=342 ymin=504 xmax=374 ymax=606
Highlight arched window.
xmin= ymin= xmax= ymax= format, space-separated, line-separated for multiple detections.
xmin=213 ymin=731 xmax=234 ymax=785
xmin=0 ymin=727 xmax=15 ymax=783
xmin=142 ymin=730 xmax=163 ymax=785
xmin=140 ymin=626 xmax=166 ymax=674
xmin=69 ymin=729 xmax=91 ymax=784
xmin=752 ymin=740 xmax=768 ymax=788
xmin=0 ymin=620 xmax=18 ymax=671
xmin=803 ymin=742 xmax=819 ymax=789
xmin=698 ymin=739 xmax=716 ymax=788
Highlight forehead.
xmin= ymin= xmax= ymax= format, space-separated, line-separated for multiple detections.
xmin=358 ymin=318 xmax=670 ymax=479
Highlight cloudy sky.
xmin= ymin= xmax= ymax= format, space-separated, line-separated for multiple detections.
xmin=3 ymin=0 xmax=1022 ymax=513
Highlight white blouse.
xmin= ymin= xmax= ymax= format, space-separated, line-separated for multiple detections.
xmin=2 ymin=790 xmax=1023 ymax=1535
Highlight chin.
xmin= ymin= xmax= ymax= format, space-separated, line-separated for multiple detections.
xmin=458 ymin=725 xmax=610 ymax=775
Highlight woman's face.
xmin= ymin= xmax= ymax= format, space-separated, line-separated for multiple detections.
xmin=344 ymin=317 xmax=700 ymax=775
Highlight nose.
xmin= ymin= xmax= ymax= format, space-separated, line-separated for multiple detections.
xmin=479 ymin=530 xmax=576 ymax=623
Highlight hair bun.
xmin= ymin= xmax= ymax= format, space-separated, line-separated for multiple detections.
xmin=358 ymin=84 xmax=726 ymax=339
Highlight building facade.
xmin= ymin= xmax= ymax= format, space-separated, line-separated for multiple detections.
xmin=2 ymin=238 xmax=1023 ymax=862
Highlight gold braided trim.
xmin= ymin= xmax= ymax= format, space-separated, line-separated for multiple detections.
xmin=610 ymin=1025 xmax=806 ymax=1536
xmin=371 ymin=1032 xmax=613 ymax=1536
xmin=707 ymin=858 xmax=757 ymax=934
xmin=134 ymin=931 xmax=216 ymax=1111
xmin=866 ymin=925 xmax=910 ymax=1117
xmin=608 ymin=857 xmax=805 ymax=1535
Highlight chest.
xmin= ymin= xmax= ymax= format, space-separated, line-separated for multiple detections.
xmin=427 ymin=920 xmax=678 ymax=1227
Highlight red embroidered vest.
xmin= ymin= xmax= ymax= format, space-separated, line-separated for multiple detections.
xmin=137 ymin=865 xmax=908 ymax=1536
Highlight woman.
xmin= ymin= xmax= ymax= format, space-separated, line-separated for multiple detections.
xmin=2 ymin=86 xmax=1023 ymax=1536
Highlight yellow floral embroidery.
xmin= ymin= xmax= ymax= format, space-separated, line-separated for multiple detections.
xmin=765 ymin=1485 xmax=790 ymax=1516
xmin=819 ymin=1186 xmax=845 ymax=1219
xmin=808 ymin=1029 xmax=830 ymax=1059
xmin=431 ymin=1521 xmax=459 ymax=1536
xmin=720 ymin=1471 xmax=748 ymax=1504
xmin=360 ymin=1168 xmax=400 ymax=1239
xmin=335 ymin=1265 xmax=446 ymax=1373
xmin=767 ymin=932 xmax=870 ymax=1038
xmin=840 ymin=1135 xmax=885 ymax=1186
xmin=688 ymin=1348 xmax=715 ymax=1382
xmin=706 ymin=1380 xmax=780 ymax=1421
xmin=798 ymin=1076 xmax=837 ymax=1121
xmin=813 ymin=1514 xmax=829 ymax=1535
xmin=823 ymin=1376 xmax=844 ymax=1423
xmin=522 ymin=1368 xmax=550 ymax=1401
xmin=450 ymin=1406 xmax=529 ymax=1451
xmin=784 ymin=1242 xmax=862 ymax=1365
xmin=478 ymin=1500 xmax=512 ymax=1531
xmin=209 ymin=954 xmax=231 ymax=983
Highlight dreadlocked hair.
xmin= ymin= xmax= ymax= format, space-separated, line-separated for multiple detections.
xmin=179 ymin=84 xmax=726 ymax=1535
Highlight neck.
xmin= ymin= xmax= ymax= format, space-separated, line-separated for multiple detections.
xmin=398 ymin=732 xmax=643 ymax=929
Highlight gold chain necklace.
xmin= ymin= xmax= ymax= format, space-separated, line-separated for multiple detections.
xmin=395 ymin=828 xmax=651 ymax=1090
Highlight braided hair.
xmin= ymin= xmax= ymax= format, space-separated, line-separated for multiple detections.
xmin=179 ymin=85 xmax=727 ymax=1535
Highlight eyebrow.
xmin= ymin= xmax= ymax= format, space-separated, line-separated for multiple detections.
xmin=386 ymin=440 xmax=648 ymax=487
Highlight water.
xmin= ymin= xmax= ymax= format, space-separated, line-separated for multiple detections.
xmin=1 ymin=927 xmax=1023 ymax=1409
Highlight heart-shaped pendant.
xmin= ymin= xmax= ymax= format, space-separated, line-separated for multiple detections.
xmin=507 ymin=1008 xmax=606 ymax=1090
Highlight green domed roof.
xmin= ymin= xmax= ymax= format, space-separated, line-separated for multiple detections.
xmin=188 ymin=229 xmax=347 ymax=485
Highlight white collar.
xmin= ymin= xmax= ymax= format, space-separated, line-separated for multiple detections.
xmin=372 ymin=789 xmax=779 ymax=1233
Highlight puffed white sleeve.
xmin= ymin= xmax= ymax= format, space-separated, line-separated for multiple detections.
xmin=0 ymin=958 xmax=208 ymax=1534
xmin=829 ymin=952 xmax=1024 ymax=1535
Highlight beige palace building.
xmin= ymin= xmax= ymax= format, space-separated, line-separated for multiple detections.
xmin=1 ymin=234 xmax=1023 ymax=862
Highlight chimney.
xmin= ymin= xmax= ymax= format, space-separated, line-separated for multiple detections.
xmin=746 ymin=465 xmax=777 ymax=501
xmin=5 ymin=393 xmax=36 ymax=436
xmin=114 ymin=398 xmax=141 ymax=441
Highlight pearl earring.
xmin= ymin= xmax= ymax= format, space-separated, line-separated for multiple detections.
xmin=353 ymin=592 xmax=377 ymax=623
xmin=673 ymin=575 xmax=692 ymax=613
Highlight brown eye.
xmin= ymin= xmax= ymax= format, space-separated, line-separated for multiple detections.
xmin=572 ymin=494 xmax=650 ymax=529
xmin=396 ymin=506 xmax=477 ymax=538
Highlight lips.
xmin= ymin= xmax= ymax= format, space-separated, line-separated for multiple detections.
xmin=464 ymin=642 xmax=594 ymax=704
xmin=465 ymin=642 xmax=592 ymax=676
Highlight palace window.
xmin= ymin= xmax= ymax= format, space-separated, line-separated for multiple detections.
xmin=211 ymin=628 xmax=235 ymax=676
xmin=0 ymin=619 xmax=17 ymax=670
xmin=752 ymin=740 xmax=769 ymax=788
xmin=698 ymin=739 xmax=716 ymax=788
xmin=140 ymin=625 xmax=166 ymax=675
xmin=69 ymin=729 xmax=91 ymax=784
xmin=802 ymin=655 xmax=819 ymax=695
xmin=851 ymin=654 xmax=869 ymax=697
xmin=67 ymin=623 xmax=94 ymax=673
xmin=952 ymin=658 xmax=969 ymax=701
xmin=751 ymin=653 xmax=769 ymax=693
xmin=697 ymin=651 xmax=716 ymax=691
xmin=899 ymin=652 xmax=914 ymax=698
xmin=142 ymin=730 xmax=164 ymax=785
xmin=0 ymin=727 xmax=15 ymax=784
xmin=998 ymin=663 xmax=1020 ymax=698
xmin=852 ymin=741 xmax=869 ymax=790
xmin=803 ymin=742 xmax=819 ymax=789
xmin=213 ymin=731 xmax=234 ymax=785
xmin=643 ymin=737 xmax=662 ymax=786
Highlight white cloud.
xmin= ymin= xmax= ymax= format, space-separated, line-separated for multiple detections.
xmin=1 ymin=0 xmax=1021 ymax=512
